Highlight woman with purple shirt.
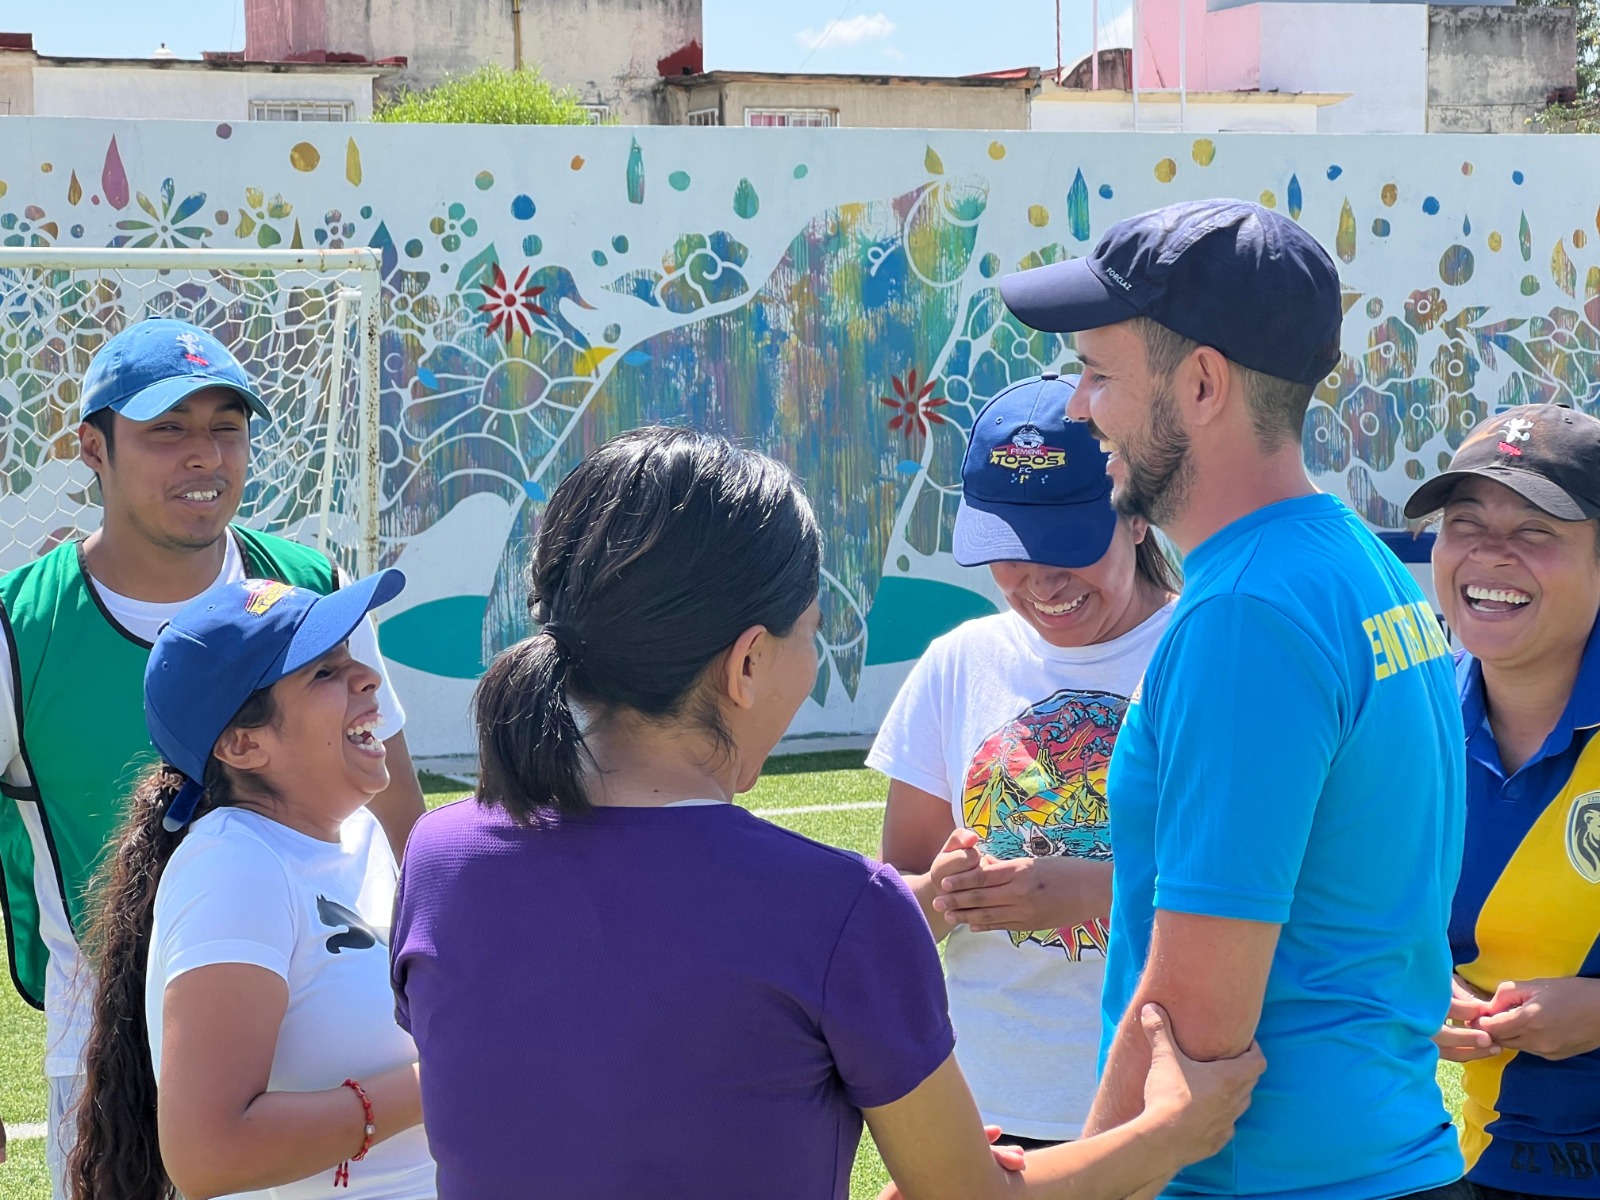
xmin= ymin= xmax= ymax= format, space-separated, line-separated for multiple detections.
xmin=390 ymin=426 xmax=1263 ymax=1200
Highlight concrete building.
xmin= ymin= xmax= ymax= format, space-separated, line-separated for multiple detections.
xmin=0 ymin=32 xmax=395 ymax=120
xmin=1117 ymin=0 xmax=1576 ymax=133
xmin=246 ymin=0 xmax=704 ymax=125
xmin=661 ymin=70 xmax=1037 ymax=129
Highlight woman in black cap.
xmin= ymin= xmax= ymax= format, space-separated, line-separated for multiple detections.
xmin=1406 ymin=403 xmax=1600 ymax=1200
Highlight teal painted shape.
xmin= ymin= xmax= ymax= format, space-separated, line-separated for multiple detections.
xmin=1067 ymin=169 xmax=1091 ymax=242
xmin=733 ymin=178 xmax=760 ymax=219
xmin=627 ymin=138 xmax=645 ymax=205
xmin=863 ymin=577 xmax=998 ymax=666
xmin=379 ymin=595 xmax=490 ymax=679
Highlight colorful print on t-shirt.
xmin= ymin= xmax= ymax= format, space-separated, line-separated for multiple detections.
xmin=961 ymin=687 xmax=1126 ymax=960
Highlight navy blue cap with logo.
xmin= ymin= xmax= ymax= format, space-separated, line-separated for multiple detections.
xmin=80 ymin=318 xmax=270 ymax=423
xmin=145 ymin=569 xmax=407 ymax=832
xmin=953 ymin=373 xmax=1118 ymax=569
xmin=999 ymin=199 xmax=1344 ymax=387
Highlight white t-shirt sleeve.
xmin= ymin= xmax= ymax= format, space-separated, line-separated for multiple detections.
xmin=0 ymin=624 xmax=21 ymax=785
xmin=335 ymin=568 xmax=407 ymax=738
xmin=154 ymin=834 xmax=299 ymax=986
xmin=865 ymin=635 xmax=955 ymax=802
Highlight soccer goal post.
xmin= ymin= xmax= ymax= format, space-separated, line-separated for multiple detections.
xmin=0 ymin=247 xmax=383 ymax=579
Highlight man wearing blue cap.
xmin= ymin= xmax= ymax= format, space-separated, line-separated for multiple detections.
xmin=0 ymin=318 xmax=424 ymax=1195
xmin=1001 ymin=201 xmax=1465 ymax=1200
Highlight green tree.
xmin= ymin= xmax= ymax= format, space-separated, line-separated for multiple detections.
xmin=373 ymin=64 xmax=594 ymax=125
xmin=1520 ymin=0 xmax=1598 ymax=130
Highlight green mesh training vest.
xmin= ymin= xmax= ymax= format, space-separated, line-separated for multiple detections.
xmin=0 ymin=528 xmax=334 ymax=1008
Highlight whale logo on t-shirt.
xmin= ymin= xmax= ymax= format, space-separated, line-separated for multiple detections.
xmin=316 ymin=895 xmax=386 ymax=955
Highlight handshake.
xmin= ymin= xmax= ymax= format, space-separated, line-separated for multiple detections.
xmin=910 ymin=827 xmax=1113 ymax=938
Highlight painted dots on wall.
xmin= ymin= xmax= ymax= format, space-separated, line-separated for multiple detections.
xmin=1372 ymin=218 xmax=1391 ymax=238
xmin=669 ymin=171 xmax=691 ymax=191
xmin=404 ymin=238 xmax=424 ymax=258
xmin=1260 ymin=190 xmax=1276 ymax=209
xmin=1520 ymin=275 xmax=1540 ymax=295
xmin=979 ymin=252 xmax=1001 ymax=278
xmin=475 ymin=171 xmax=495 ymax=191
xmin=1439 ymin=245 xmax=1474 ymax=286
xmin=522 ymin=234 xmax=542 ymax=256
xmin=1366 ymin=298 xmax=1383 ymax=318
xmin=290 ymin=142 xmax=321 ymax=172
xmin=1488 ymin=231 xmax=1503 ymax=252
xmin=603 ymin=323 xmax=621 ymax=343
xmin=1381 ymin=183 xmax=1398 ymax=207
xmin=1098 ymin=184 xmax=1113 ymax=200
xmin=1421 ymin=196 xmax=1440 ymax=216
xmin=570 ymin=156 xmax=585 ymax=171
xmin=511 ymin=194 xmax=536 ymax=220
xmin=1461 ymin=162 xmax=1474 ymax=176
xmin=989 ymin=142 xmax=1006 ymax=160
xmin=1574 ymin=229 xmax=1589 ymax=250
xmin=1154 ymin=158 xmax=1177 ymax=183
xmin=1512 ymin=170 xmax=1525 ymax=185
xmin=591 ymin=249 xmax=607 ymax=266
xmin=1028 ymin=205 xmax=1050 ymax=227
xmin=793 ymin=164 xmax=808 ymax=179
xmin=612 ymin=235 xmax=629 ymax=253
xmin=216 ymin=124 xmax=232 ymax=139
xmin=1326 ymin=165 xmax=1342 ymax=180
xmin=733 ymin=178 xmax=760 ymax=219
xmin=1192 ymin=139 xmax=1216 ymax=167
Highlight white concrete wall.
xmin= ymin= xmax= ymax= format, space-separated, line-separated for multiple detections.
xmin=1257 ymin=3 xmax=1429 ymax=132
xmin=32 ymin=67 xmax=375 ymax=121
xmin=1031 ymin=94 xmax=1321 ymax=133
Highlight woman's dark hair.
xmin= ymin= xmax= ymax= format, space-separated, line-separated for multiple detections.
xmin=1134 ymin=527 xmax=1183 ymax=597
xmin=69 ymin=688 xmax=279 ymax=1200
xmin=475 ymin=426 xmax=822 ymax=823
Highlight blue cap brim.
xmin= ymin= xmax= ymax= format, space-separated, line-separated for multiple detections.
xmin=272 ymin=569 xmax=407 ymax=683
xmin=999 ymin=258 xmax=1141 ymax=334
xmin=952 ymin=495 xmax=1119 ymax=569
xmin=104 ymin=373 xmax=271 ymax=423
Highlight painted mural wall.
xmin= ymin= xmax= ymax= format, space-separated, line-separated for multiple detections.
xmin=0 ymin=118 xmax=1597 ymax=754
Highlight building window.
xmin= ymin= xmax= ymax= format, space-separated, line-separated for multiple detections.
xmin=744 ymin=108 xmax=835 ymax=128
xmin=250 ymin=100 xmax=353 ymax=122
xmin=581 ymin=104 xmax=610 ymax=124
xmin=687 ymin=107 xmax=721 ymax=126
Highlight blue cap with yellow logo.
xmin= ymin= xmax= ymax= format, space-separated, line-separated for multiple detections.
xmin=952 ymin=374 xmax=1118 ymax=569
xmin=144 ymin=569 xmax=406 ymax=831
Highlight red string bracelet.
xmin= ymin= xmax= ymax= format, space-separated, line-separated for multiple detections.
xmin=333 ymin=1078 xmax=375 ymax=1188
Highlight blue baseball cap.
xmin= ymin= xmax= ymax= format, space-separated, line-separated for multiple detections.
xmin=953 ymin=374 xmax=1117 ymax=569
xmin=145 ymin=569 xmax=406 ymax=831
xmin=999 ymin=199 xmax=1343 ymax=387
xmin=80 ymin=318 xmax=269 ymax=423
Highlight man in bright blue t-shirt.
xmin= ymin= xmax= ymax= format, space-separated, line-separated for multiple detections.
xmin=1000 ymin=201 xmax=1467 ymax=1200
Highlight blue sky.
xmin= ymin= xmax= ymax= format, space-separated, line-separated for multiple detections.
xmin=11 ymin=1 xmax=1133 ymax=78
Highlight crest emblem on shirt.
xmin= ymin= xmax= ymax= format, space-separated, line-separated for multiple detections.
xmin=1567 ymin=791 xmax=1600 ymax=885
xmin=243 ymin=580 xmax=293 ymax=616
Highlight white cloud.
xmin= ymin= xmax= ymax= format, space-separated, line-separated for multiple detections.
xmin=1098 ymin=3 xmax=1134 ymax=50
xmin=795 ymin=13 xmax=896 ymax=53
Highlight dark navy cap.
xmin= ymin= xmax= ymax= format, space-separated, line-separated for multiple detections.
xmin=81 ymin=318 xmax=269 ymax=423
xmin=1404 ymin=404 xmax=1600 ymax=522
xmin=953 ymin=374 xmax=1117 ymax=569
xmin=145 ymin=569 xmax=406 ymax=831
xmin=1000 ymin=199 xmax=1344 ymax=387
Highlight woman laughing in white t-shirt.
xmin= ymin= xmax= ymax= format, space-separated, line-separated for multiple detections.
xmin=67 ymin=570 xmax=434 ymax=1200
xmin=871 ymin=374 xmax=1180 ymax=1149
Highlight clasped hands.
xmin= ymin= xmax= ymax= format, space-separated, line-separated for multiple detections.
xmin=921 ymin=828 xmax=1106 ymax=935
xmin=1435 ymin=972 xmax=1600 ymax=1063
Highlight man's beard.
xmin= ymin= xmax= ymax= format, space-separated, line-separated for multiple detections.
xmin=1108 ymin=381 xmax=1193 ymax=528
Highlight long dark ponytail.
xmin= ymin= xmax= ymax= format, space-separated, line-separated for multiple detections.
xmin=68 ymin=688 xmax=277 ymax=1200
xmin=474 ymin=427 xmax=822 ymax=823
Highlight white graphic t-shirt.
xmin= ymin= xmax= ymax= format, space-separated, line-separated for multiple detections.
xmin=148 ymin=805 xmax=434 ymax=1200
xmin=0 ymin=531 xmax=405 ymax=1079
xmin=867 ymin=602 xmax=1173 ymax=1141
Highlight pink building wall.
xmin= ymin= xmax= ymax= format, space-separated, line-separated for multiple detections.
xmin=1132 ymin=0 xmax=1263 ymax=91
xmin=245 ymin=0 xmax=330 ymax=63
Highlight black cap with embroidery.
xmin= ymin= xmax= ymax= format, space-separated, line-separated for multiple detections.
xmin=1403 ymin=403 xmax=1600 ymax=522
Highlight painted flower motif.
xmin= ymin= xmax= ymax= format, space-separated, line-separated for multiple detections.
xmin=880 ymin=368 xmax=948 ymax=443
xmin=110 ymin=179 xmax=209 ymax=249
xmin=429 ymin=202 xmax=479 ymax=253
xmin=477 ymin=264 xmax=548 ymax=340
xmin=0 ymin=205 xmax=58 ymax=247
xmin=235 ymin=187 xmax=294 ymax=249
xmin=1404 ymin=288 xmax=1448 ymax=334
xmin=313 ymin=209 xmax=357 ymax=249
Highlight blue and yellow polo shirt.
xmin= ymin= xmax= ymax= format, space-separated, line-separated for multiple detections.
xmin=1453 ymin=619 xmax=1600 ymax=1196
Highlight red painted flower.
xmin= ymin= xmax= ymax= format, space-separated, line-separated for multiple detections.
xmin=478 ymin=263 xmax=547 ymax=340
xmin=879 ymin=368 xmax=948 ymax=442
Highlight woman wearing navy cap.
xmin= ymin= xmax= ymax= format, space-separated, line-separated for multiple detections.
xmin=67 ymin=571 xmax=435 ymax=1200
xmin=1406 ymin=404 xmax=1600 ymax=1200
xmin=871 ymin=373 xmax=1182 ymax=1149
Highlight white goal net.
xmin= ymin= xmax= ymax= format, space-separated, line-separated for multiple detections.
xmin=0 ymin=248 xmax=381 ymax=579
